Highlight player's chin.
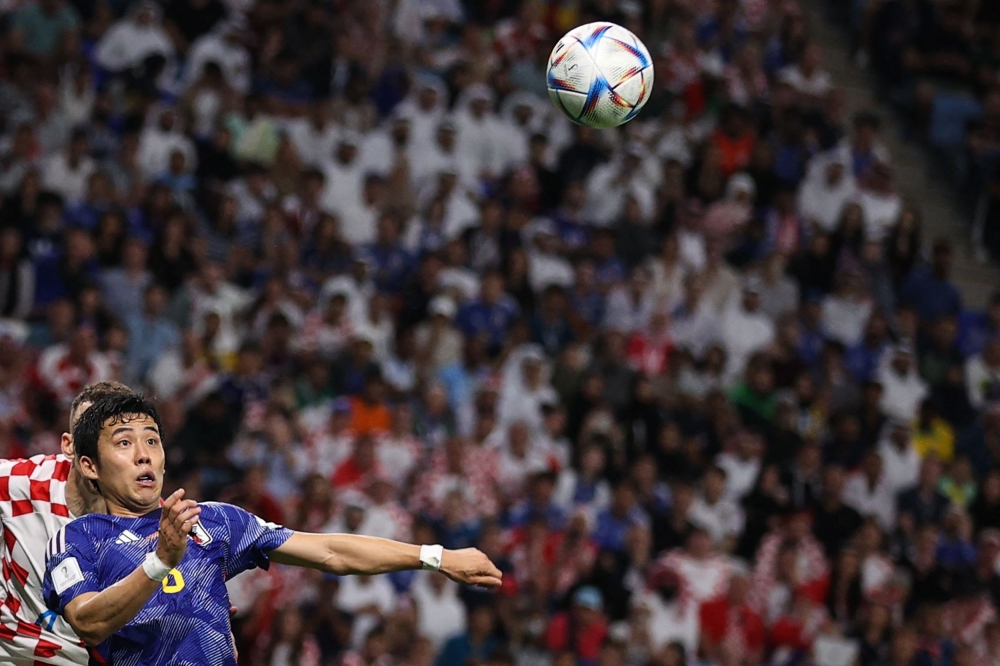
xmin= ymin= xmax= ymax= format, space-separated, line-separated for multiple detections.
xmin=133 ymin=479 xmax=163 ymax=502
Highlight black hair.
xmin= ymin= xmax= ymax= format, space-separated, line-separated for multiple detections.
xmin=71 ymin=393 xmax=163 ymax=464
xmin=68 ymin=381 xmax=137 ymax=431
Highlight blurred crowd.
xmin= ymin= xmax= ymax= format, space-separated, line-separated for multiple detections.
xmin=1 ymin=0 xmax=1000 ymax=665
xmin=829 ymin=0 xmax=1000 ymax=262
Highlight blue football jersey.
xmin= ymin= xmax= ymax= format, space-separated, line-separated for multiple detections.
xmin=41 ymin=502 xmax=293 ymax=666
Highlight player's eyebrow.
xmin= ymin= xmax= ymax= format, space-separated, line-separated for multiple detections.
xmin=110 ymin=426 xmax=135 ymax=437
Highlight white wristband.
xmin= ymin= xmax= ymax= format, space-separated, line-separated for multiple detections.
xmin=142 ymin=552 xmax=172 ymax=582
xmin=419 ymin=544 xmax=443 ymax=572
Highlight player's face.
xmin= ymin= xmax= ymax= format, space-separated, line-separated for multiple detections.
xmin=80 ymin=414 xmax=165 ymax=516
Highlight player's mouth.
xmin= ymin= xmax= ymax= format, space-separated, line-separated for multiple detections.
xmin=136 ymin=471 xmax=157 ymax=488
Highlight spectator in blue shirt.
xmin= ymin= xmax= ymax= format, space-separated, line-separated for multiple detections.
xmin=531 ymin=286 xmax=576 ymax=356
xmin=357 ymin=213 xmax=414 ymax=295
xmin=592 ymin=482 xmax=650 ymax=554
xmin=901 ymin=239 xmax=963 ymax=324
xmin=98 ymin=236 xmax=152 ymax=320
xmin=33 ymin=226 xmax=99 ymax=308
xmin=436 ymin=605 xmax=500 ymax=666
xmin=455 ymin=270 xmax=520 ymax=353
xmin=507 ymin=471 xmax=568 ymax=530
xmin=845 ymin=311 xmax=892 ymax=382
xmin=957 ymin=291 xmax=1000 ymax=357
xmin=124 ymin=282 xmax=180 ymax=384
xmin=65 ymin=171 xmax=115 ymax=230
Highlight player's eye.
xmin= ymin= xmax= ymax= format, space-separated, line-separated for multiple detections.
xmin=146 ymin=438 xmax=160 ymax=446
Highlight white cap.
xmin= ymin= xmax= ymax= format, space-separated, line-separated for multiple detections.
xmin=726 ymin=172 xmax=757 ymax=200
xmin=429 ymin=296 xmax=457 ymax=319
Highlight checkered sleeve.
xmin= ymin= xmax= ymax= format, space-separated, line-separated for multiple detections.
xmin=42 ymin=521 xmax=101 ymax=616
xmin=0 ymin=455 xmax=72 ymax=516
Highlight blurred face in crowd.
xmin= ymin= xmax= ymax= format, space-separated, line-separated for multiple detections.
xmin=703 ymin=468 xmax=726 ymax=502
xmin=919 ymin=457 xmax=941 ymax=490
xmin=418 ymin=85 xmax=439 ymax=111
xmin=507 ymin=422 xmax=530 ymax=458
xmin=611 ymin=483 xmax=635 ymax=516
xmin=823 ymin=464 xmax=846 ymax=500
xmin=862 ymin=452 xmax=883 ymax=483
xmin=891 ymin=349 xmax=913 ymax=376
xmin=480 ymin=273 xmax=504 ymax=305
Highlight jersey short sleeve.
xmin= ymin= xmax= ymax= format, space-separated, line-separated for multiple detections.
xmin=42 ymin=521 xmax=102 ymax=615
xmin=212 ymin=502 xmax=293 ymax=578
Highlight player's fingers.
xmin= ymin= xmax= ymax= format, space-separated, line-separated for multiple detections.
xmin=171 ymin=498 xmax=197 ymax=516
xmin=483 ymin=561 xmax=502 ymax=579
xmin=162 ymin=488 xmax=184 ymax=511
xmin=474 ymin=575 xmax=503 ymax=589
xmin=176 ymin=507 xmax=201 ymax=527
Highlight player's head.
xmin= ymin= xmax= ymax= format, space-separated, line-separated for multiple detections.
xmin=71 ymin=393 xmax=165 ymax=516
xmin=62 ymin=381 xmax=137 ymax=458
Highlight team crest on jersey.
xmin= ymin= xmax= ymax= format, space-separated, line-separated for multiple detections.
xmin=189 ymin=523 xmax=213 ymax=546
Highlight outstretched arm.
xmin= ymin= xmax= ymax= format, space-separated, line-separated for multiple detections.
xmin=268 ymin=533 xmax=503 ymax=588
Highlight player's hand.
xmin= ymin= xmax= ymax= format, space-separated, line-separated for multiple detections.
xmin=439 ymin=548 xmax=503 ymax=589
xmin=157 ymin=489 xmax=200 ymax=568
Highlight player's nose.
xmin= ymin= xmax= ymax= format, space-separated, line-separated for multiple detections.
xmin=133 ymin=440 xmax=153 ymax=465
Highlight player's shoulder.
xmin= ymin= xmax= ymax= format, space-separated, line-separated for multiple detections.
xmin=198 ymin=501 xmax=284 ymax=531
xmin=0 ymin=453 xmax=71 ymax=481
xmin=46 ymin=513 xmax=114 ymax=560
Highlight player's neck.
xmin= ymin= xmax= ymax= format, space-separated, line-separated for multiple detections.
xmin=65 ymin=466 xmax=108 ymax=518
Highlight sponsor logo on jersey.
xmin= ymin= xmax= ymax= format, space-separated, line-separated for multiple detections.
xmin=115 ymin=530 xmax=141 ymax=545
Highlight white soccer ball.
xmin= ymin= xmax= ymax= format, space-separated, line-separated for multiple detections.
xmin=546 ymin=22 xmax=654 ymax=129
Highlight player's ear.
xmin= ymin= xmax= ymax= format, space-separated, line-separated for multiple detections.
xmin=60 ymin=433 xmax=75 ymax=458
xmin=78 ymin=455 xmax=100 ymax=481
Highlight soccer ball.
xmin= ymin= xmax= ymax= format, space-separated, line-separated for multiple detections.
xmin=546 ymin=22 xmax=654 ymax=129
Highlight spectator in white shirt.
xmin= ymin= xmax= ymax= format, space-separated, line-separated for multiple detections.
xmin=335 ymin=573 xmax=398 ymax=649
xmin=670 ymin=273 xmax=721 ymax=359
xmin=137 ymin=107 xmax=197 ymax=180
xmin=857 ymin=162 xmax=903 ymax=242
xmin=877 ymin=344 xmax=929 ymax=423
xmin=716 ymin=430 xmax=764 ymax=501
xmin=185 ymin=16 xmax=252 ymax=95
xmin=395 ymin=75 xmax=446 ymax=156
xmin=527 ymin=220 xmax=574 ymax=294
xmin=41 ymin=128 xmax=94 ymax=205
xmin=778 ymin=42 xmax=833 ymax=102
xmin=966 ymin=338 xmax=1000 ymax=409
xmin=189 ymin=262 xmax=253 ymax=358
xmin=411 ymin=571 xmax=467 ymax=651
xmin=454 ymin=84 xmax=505 ymax=180
xmin=721 ymin=277 xmax=775 ymax=379
xmin=413 ymin=117 xmax=478 ymax=193
xmin=584 ymin=143 xmax=657 ymax=227
xmin=94 ymin=1 xmax=174 ymax=77
xmin=287 ymin=101 xmax=340 ymax=168
xmin=876 ymin=421 xmax=922 ymax=495
xmin=821 ymin=270 xmax=873 ymax=347
xmin=688 ymin=465 xmax=745 ymax=549
xmin=797 ymin=154 xmax=858 ymax=232
xmin=754 ymin=253 xmax=800 ymax=322
xmin=604 ymin=266 xmax=657 ymax=334
xmin=321 ymin=133 xmax=374 ymax=245
xmin=843 ymin=450 xmax=897 ymax=530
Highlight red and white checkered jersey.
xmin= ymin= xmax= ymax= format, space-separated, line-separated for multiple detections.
xmin=0 ymin=454 xmax=87 ymax=665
